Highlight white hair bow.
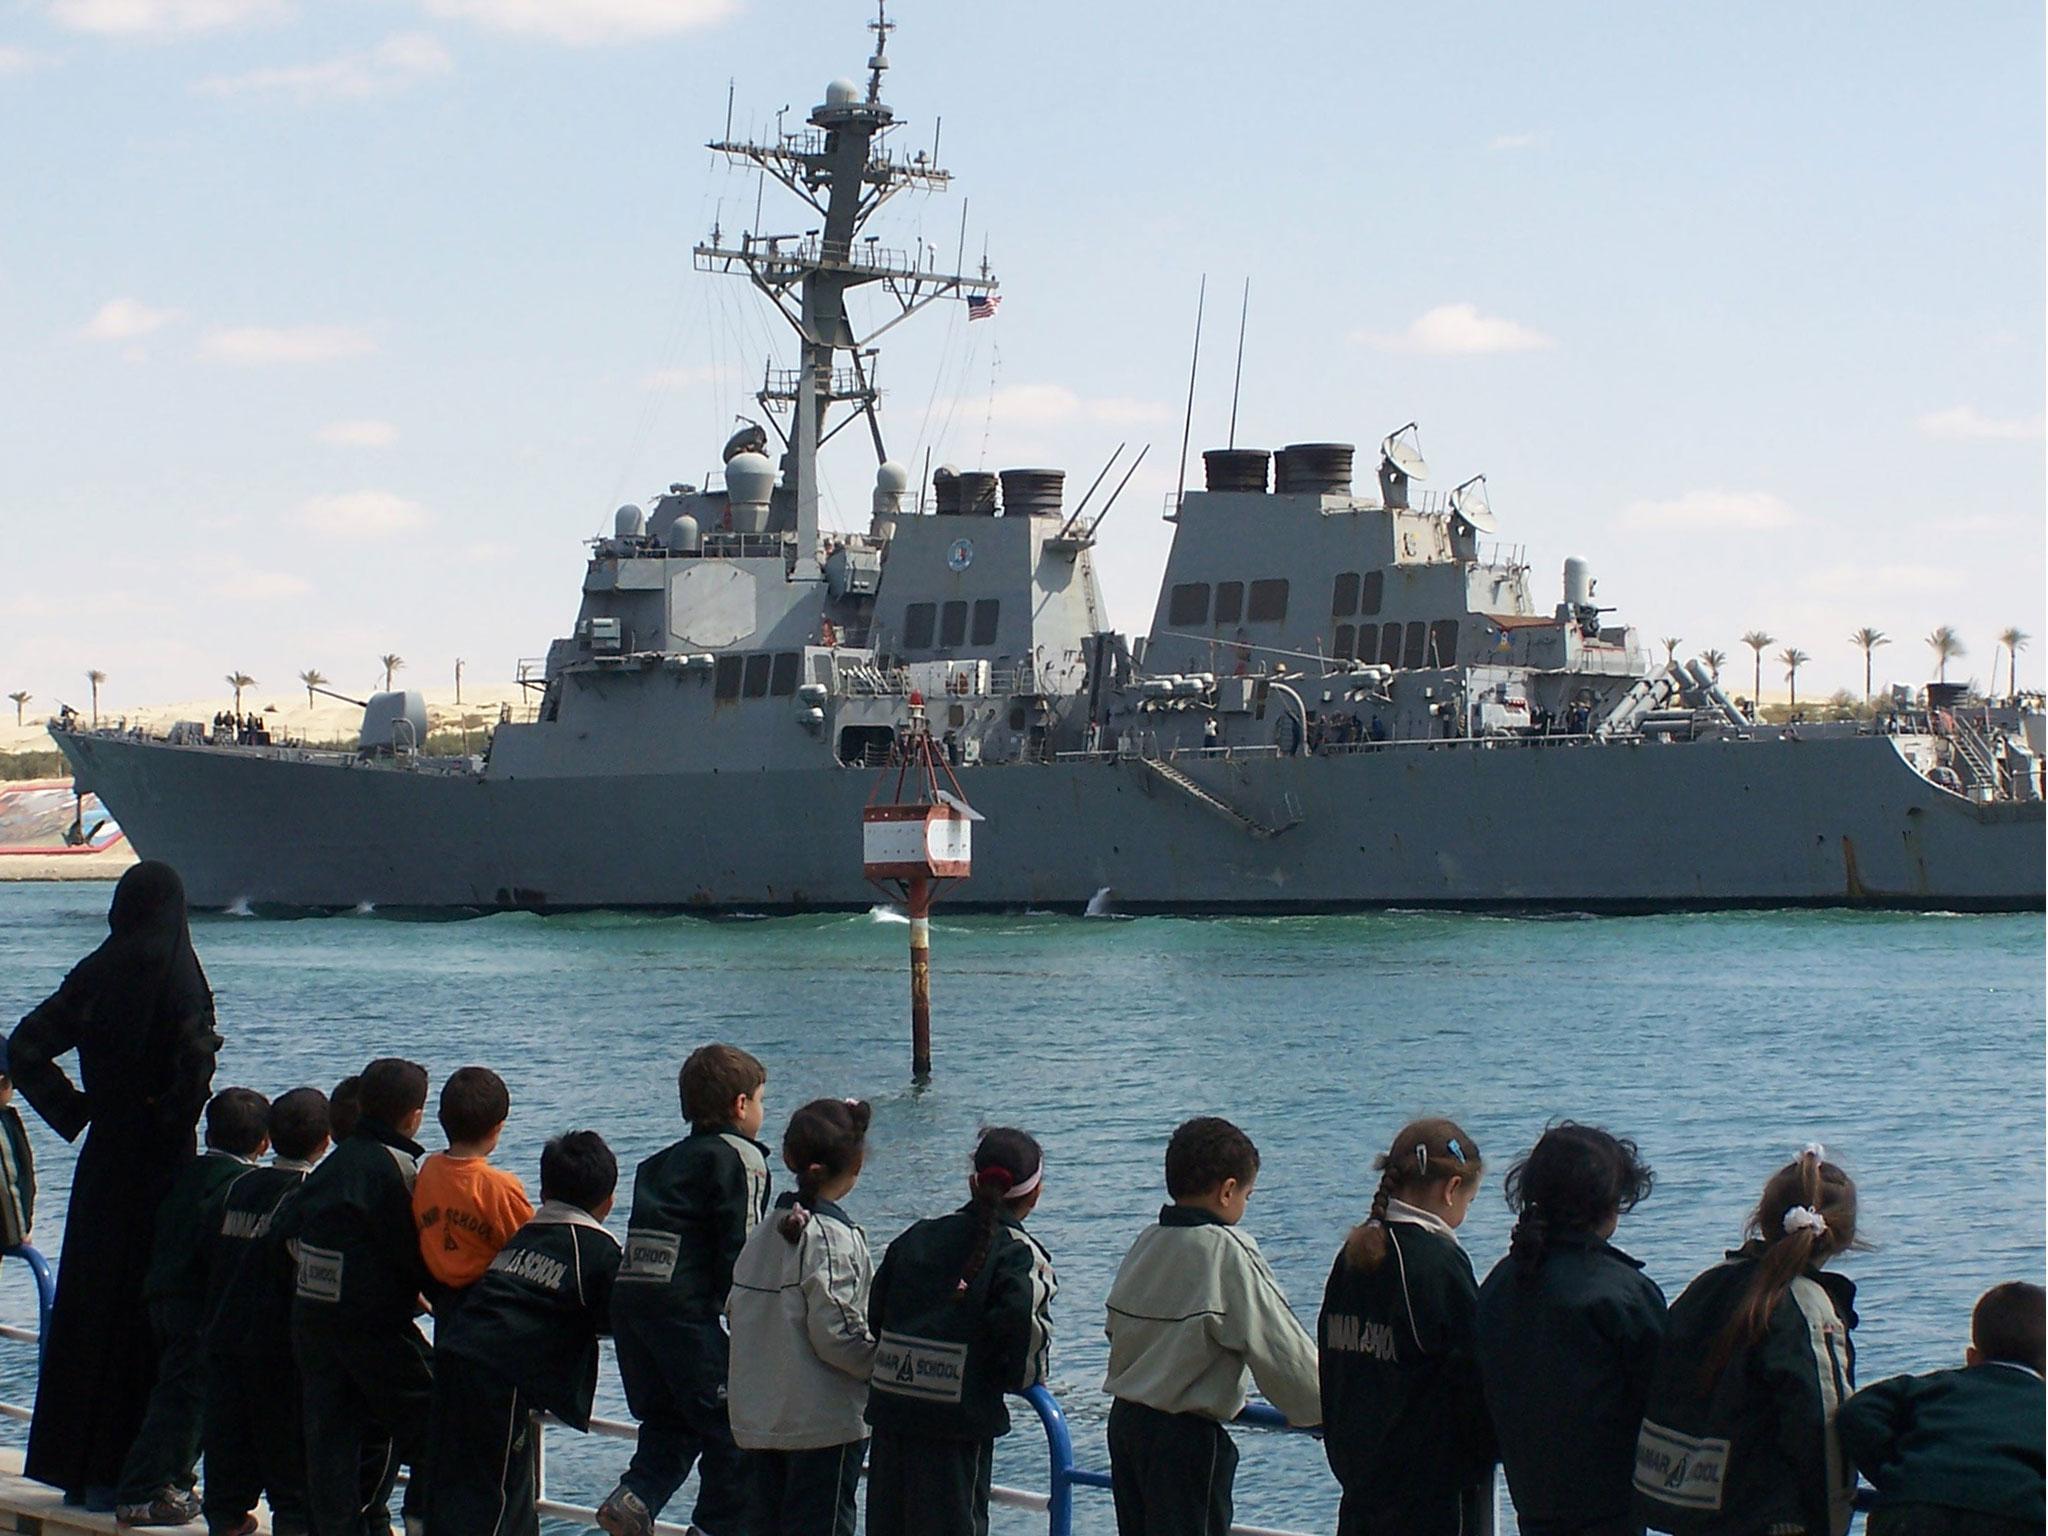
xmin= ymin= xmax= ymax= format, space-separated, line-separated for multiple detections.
xmin=1782 ymin=1205 xmax=1828 ymax=1238
xmin=1801 ymin=1142 xmax=1827 ymax=1162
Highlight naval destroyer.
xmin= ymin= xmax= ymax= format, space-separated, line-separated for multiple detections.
xmin=49 ymin=11 xmax=2046 ymax=913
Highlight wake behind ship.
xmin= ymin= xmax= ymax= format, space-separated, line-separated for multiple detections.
xmin=49 ymin=10 xmax=2047 ymax=915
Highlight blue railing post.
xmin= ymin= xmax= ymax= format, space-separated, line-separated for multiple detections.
xmin=1022 ymin=1385 xmax=1075 ymax=1536
xmin=5 ymin=1245 xmax=54 ymax=1368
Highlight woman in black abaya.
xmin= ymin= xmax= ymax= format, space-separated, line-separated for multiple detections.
xmin=8 ymin=862 xmax=222 ymax=1504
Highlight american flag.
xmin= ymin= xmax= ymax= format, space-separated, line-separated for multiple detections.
xmin=966 ymin=292 xmax=1001 ymax=321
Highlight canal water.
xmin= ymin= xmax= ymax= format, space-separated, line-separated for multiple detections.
xmin=0 ymin=883 xmax=2040 ymax=1533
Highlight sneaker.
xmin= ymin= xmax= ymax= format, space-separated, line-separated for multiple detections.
xmin=116 ymin=1490 xmax=202 ymax=1528
xmin=596 ymin=1487 xmax=653 ymax=1536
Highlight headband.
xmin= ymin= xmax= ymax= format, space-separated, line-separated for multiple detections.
xmin=976 ymin=1161 xmax=1042 ymax=1200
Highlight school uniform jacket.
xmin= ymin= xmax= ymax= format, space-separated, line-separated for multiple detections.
xmin=144 ymin=1149 xmax=255 ymax=1331
xmin=1475 ymin=1232 xmax=1668 ymax=1536
xmin=612 ymin=1123 xmax=769 ymax=1322
xmin=1634 ymin=1245 xmax=1857 ymax=1536
xmin=436 ymin=1200 xmax=622 ymax=1430
xmin=0 ymin=1102 xmax=36 ymax=1248
xmin=1102 ymin=1205 xmax=1321 ymax=1426
xmin=276 ymin=1117 xmax=429 ymax=1333
xmin=727 ymin=1192 xmax=876 ymax=1450
xmin=864 ymin=1204 xmax=1056 ymax=1442
xmin=1317 ymin=1203 xmax=1494 ymax=1508
xmin=1836 ymin=1362 xmax=2044 ymax=1527
xmin=202 ymin=1157 xmax=316 ymax=1354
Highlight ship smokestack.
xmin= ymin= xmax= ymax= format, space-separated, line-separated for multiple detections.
xmin=1203 ymin=449 xmax=1270 ymax=493
xmin=1276 ymin=442 xmax=1354 ymax=496
xmin=998 ymin=468 xmax=1064 ymax=517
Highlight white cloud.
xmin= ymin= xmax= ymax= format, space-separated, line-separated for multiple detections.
xmin=200 ymin=324 xmax=375 ymax=363
xmin=315 ymin=419 xmax=399 ymax=447
xmin=1487 ymin=131 xmax=1541 ymax=152
xmin=195 ymin=554 xmax=312 ymax=599
xmin=1355 ymin=302 xmax=1555 ymax=356
xmin=1621 ymin=489 xmax=1795 ymax=530
xmin=81 ymin=296 xmax=182 ymax=340
xmin=0 ymin=46 xmax=54 ymax=74
xmin=1807 ymin=563 xmax=1966 ymax=596
xmin=418 ymin=0 xmax=734 ymax=45
xmin=944 ymin=383 xmax=1172 ymax=428
xmin=1088 ymin=396 xmax=1174 ymax=427
xmin=1914 ymin=405 xmax=2044 ymax=442
xmin=196 ymin=32 xmax=451 ymax=101
xmin=45 ymin=0 xmax=286 ymax=35
xmin=642 ymin=364 xmax=719 ymax=390
xmin=298 ymin=491 xmax=426 ymax=538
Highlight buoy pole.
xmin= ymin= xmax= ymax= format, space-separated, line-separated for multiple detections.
xmin=908 ymin=871 xmax=933 ymax=1081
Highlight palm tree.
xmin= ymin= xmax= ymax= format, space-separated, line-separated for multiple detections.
xmin=1660 ymin=636 xmax=1682 ymax=669
xmin=87 ymin=669 xmax=106 ymax=726
xmin=1925 ymin=626 xmax=1964 ymax=683
xmin=1702 ymin=648 xmax=1728 ymax=680
xmin=1999 ymin=627 xmax=2029 ymax=700
xmin=379 ymin=653 xmax=405 ymax=692
xmin=225 ymin=672 xmax=255 ymax=714
xmin=299 ymin=668 xmax=329 ymax=708
xmin=1741 ymin=631 xmax=1774 ymax=714
xmin=7 ymin=691 xmax=28 ymax=726
xmin=1849 ymin=627 xmax=1889 ymax=701
xmin=1779 ymin=647 xmax=1810 ymax=712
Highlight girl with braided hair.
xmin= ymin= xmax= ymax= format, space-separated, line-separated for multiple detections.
xmin=864 ymin=1127 xmax=1056 ymax=1536
xmin=1476 ymin=1123 xmax=1665 ymax=1536
xmin=727 ymin=1098 xmax=876 ymax=1536
xmin=1635 ymin=1146 xmax=1861 ymax=1536
xmin=1317 ymin=1117 xmax=1494 ymax=1535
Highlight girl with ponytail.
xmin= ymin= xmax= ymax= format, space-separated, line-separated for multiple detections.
xmin=1475 ymin=1123 xmax=1665 ymax=1536
xmin=865 ymin=1127 xmax=1057 ymax=1536
xmin=1635 ymin=1146 xmax=1861 ymax=1536
xmin=726 ymin=1098 xmax=875 ymax=1535
xmin=1317 ymin=1118 xmax=1494 ymax=1535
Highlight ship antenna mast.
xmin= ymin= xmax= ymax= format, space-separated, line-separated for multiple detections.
xmin=694 ymin=3 xmax=994 ymax=574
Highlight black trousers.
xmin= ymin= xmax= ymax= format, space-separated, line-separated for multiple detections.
xmin=1337 ymin=1480 xmax=1493 ymax=1536
xmin=611 ymin=1312 xmax=748 ymax=1536
xmin=294 ymin=1321 xmax=434 ymax=1536
xmin=742 ymin=1442 xmax=862 ymax=1536
xmin=424 ymin=1355 xmax=536 ymax=1536
xmin=1107 ymin=1398 xmax=1239 ymax=1536
xmin=863 ymin=1427 xmax=993 ymax=1536
xmin=201 ymin=1339 xmax=310 ymax=1536
xmin=115 ymin=1301 xmax=207 ymax=1503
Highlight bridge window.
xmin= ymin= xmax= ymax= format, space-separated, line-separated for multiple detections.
xmin=971 ymin=599 xmax=1000 ymax=646
xmin=904 ymin=602 xmax=936 ymax=649
xmin=1213 ymin=581 xmax=1243 ymax=625
xmin=743 ymin=653 xmax=772 ymax=698
xmin=1247 ymin=579 xmax=1289 ymax=623
xmin=1334 ymin=624 xmax=1355 ymax=660
xmin=940 ymin=600 xmax=968 ymax=647
xmin=1403 ymin=620 xmax=1426 ymax=670
xmin=1360 ymin=570 xmax=1385 ymax=617
xmin=1356 ymin=624 xmax=1379 ymax=664
xmin=714 ymin=654 xmax=743 ymax=701
xmin=769 ymin=651 xmax=800 ymax=696
xmin=1381 ymin=622 xmax=1402 ymax=667
xmin=1169 ymin=582 xmax=1210 ymax=626
xmin=1429 ymin=620 xmax=1460 ymax=667
xmin=1332 ymin=572 xmax=1359 ymax=617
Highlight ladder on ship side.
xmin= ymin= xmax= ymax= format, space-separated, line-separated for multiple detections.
xmin=1137 ymin=756 xmax=1299 ymax=839
xmin=1948 ymin=720 xmax=2004 ymax=796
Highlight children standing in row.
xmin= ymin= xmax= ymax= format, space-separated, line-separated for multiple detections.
xmin=865 ymin=1127 xmax=1056 ymax=1536
xmin=727 ymin=1098 xmax=877 ymax=1536
xmin=200 ymin=1086 xmax=332 ymax=1536
xmin=1476 ymin=1123 xmax=1665 ymax=1536
xmin=600 ymin=1044 xmax=771 ymax=1536
xmin=1103 ymin=1116 xmax=1320 ymax=1536
xmin=1318 ymin=1118 xmax=1493 ymax=1536
xmin=412 ymin=1067 xmax=533 ymax=1308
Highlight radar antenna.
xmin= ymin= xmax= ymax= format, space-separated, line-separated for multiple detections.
xmin=1378 ymin=422 xmax=1428 ymax=510
xmin=694 ymin=9 xmax=996 ymax=571
xmin=1449 ymin=473 xmax=1496 ymax=532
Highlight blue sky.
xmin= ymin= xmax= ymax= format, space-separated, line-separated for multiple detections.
xmin=2 ymin=0 xmax=2041 ymax=714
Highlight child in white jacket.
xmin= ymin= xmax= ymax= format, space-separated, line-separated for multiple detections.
xmin=1104 ymin=1116 xmax=1322 ymax=1536
xmin=726 ymin=1097 xmax=876 ymax=1536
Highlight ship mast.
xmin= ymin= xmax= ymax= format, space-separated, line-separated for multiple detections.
xmin=693 ymin=1 xmax=997 ymax=570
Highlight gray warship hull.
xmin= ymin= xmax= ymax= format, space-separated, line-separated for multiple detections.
xmin=53 ymin=729 xmax=2044 ymax=913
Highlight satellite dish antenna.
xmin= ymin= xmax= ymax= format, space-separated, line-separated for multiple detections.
xmin=1377 ymin=422 xmax=1427 ymax=509
xmin=1449 ymin=474 xmax=1497 ymax=533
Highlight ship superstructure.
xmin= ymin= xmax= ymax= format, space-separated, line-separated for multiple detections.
xmin=47 ymin=10 xmax=2045 ymax=913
